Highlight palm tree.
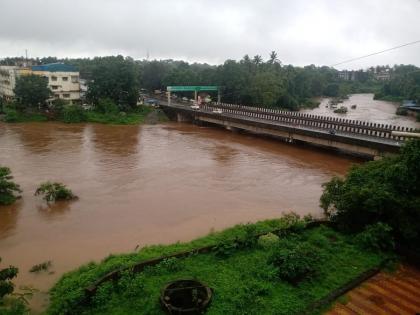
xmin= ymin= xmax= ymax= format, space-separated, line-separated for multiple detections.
xmin=253 ymin=55 xmax=263 ymax=65
xmin=268 ymin=51 xmax=278 ymax=64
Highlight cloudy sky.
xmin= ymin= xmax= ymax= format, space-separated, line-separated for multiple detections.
xmin=0 ymin=0 xmax=419 ymax=69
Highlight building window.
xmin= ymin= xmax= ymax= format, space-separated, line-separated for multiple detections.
xmin=63 ymin=94 xmax=70 ymax=98
xmin=54 ymin=94 xmax=60 ymax=99
xmin=71 ymin=76 xmax=79 ymax=83
xmin=51 ymin=85 xmax=58 ymax=90
xmin=51 ymin=76 xmax=57 ymax=81
xmin=62 ymin=77 xmax=68 ymax=81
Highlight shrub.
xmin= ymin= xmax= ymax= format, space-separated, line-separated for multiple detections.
xmin=321 ymin=140 xmax=420 ymax=245
xmin=333 ymin=106 xmax=348 ymax=114
xmin=355 ymin=223 xmax=395 ymax=252
xmin=0 ymin=257 xmax=28 ymax=315
xmin=396 ymin=107 xmax=408 ymax=116
xmin=60 ymin=105 xmax=86 ymax=123
xmin=50 ymin=99 xmax=68 ymax=115
xmin=0 ymin=258 xmax=18 ymax=300
xmin=35 ymin=182 xmax=77 ymax=202
xmin=3 ymin=109 xmax=19 ymax=123
xmin=268 ymin=242 xmax=321 ymax=284
xmin=0 ymin=167 xmax=22 ymax=205
xmin=29 ymin=261 xmax=52 ymax=273
xmin=258 ymin=233 xmax=280 ymax=249
xmin=213 ymin=240 xmax=240 ymax=258
xmin=95 ymin=98 xmax=119 ymax=114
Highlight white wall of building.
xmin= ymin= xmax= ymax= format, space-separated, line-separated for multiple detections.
xmin=0 ymin=66 xmax=20 ymax=101
xmin=32 ymin=70 xmax=81 ymax=102
xmin=0 ymin=66 xmax=81 ymax=103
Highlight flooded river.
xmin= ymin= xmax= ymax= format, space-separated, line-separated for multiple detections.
xmin=0 ymin=121 xmax=356 ymax=312
xmin=1 ymin=93 xmax=415 ymax=313
xmin=302 ymin=93 xmax=420 ymax=129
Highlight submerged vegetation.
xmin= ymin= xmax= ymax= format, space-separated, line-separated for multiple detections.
xmin=0 ymin=166 xmax=21 ymax=206
xmin=0 ymin=258 xmax=28 ymax=315
xmin=46 ymin=215 xmax=390 ymax=315
xmin=29 ymin=261 xmax=52 ymax=273
xmin=35 ymin=182 xmax=77 ymax=202
xmin=395 ymin=107 xmax=408 ymax=116
xmin=333 ymin=106 xmax=348 ymax=114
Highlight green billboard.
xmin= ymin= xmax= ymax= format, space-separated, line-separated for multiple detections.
xmin=167 ymin=86 xmax=218 ymax=92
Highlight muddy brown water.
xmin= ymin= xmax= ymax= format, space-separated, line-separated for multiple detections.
xmin=0 ymin=94 xmax=415 ymax=313
xmin=302 ymin=93 xmax=420 ymax=129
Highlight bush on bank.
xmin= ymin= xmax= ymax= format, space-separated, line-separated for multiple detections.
xmin=1 ymin=99 xmax=154 ymax=125
xmin=46 ymin=215 xmax=389 ymax=315
xmin=321 ymin=139 xmax=420 ymax=246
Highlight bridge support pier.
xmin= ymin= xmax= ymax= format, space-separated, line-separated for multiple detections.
xmin=176 ymin=113 xmax=192 ymax=122
xmin=225 ymin=126 xmax=240 ymax=132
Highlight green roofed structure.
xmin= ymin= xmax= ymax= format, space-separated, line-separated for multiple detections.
xmin=166 ymin=86 xmax=220 ymax=105
xmin=31 ymin=63 xmax=78 ymax=72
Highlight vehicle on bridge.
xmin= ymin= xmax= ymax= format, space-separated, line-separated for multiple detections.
xmin=145 ymin=98 xmax=160 ymax=106
xmin=212 ymin=108 xmax=223 ymax=114
xmin=190 ymin=104 xmax=200 ymax=110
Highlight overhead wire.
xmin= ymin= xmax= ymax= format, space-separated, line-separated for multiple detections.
xmin=330 ymin=40 xmax=420 ymax=67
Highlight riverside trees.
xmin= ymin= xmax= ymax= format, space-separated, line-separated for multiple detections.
xmin=0 ymin=167 xmax=21 ymax=206
xmin=14 ymin=74 xmax=51 ymax=109
xmin=321 ymin=140 xmax=420 ymax=245
xmin=375 ymin=65 xmax=420 ymax=103
xmin=85 ymin=56 xmax=140 ymax=111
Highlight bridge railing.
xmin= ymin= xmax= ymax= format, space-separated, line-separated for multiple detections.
xmin=201 ymin=103 xmax=418 ymax=141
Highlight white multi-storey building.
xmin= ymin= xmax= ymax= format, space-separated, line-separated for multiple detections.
xmin=0 ymin=63 xmax=81 ymax=104
xmin=0 ymin=66 xmax=21 ymax=102
xmin=30 ymin=63 xmax=81 ymax=103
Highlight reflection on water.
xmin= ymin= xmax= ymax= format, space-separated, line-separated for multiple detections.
xmin=0 ymin=120 xmax=360 ymax=313
xmin=0 ymin=203 xmax=20 ymax=239
xmin=212 ymin=145 xmax=238 ymax=165
xmin=37 ymin=201 xmax=73 ymax=221
xmin=90 ymin=124 xmax=140 ymax=157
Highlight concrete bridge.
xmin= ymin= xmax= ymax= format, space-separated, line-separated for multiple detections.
xmin=160 ymin=101 xmax=418 ymax=158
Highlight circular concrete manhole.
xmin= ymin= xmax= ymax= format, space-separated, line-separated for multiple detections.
xmin=160 ymin=279 xmax=212 ymax=314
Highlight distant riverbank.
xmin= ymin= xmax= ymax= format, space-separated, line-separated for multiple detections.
xmin=0 ymin=105 xmax=166 ymax=125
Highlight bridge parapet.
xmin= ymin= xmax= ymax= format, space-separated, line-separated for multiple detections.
xmin=201 ymin=103 xmax=418 ymax=142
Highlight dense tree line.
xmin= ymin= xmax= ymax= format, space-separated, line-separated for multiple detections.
xmin=2 ymin=54 xmax=419 ymax=110
xmin=135 ymin=53 xmax=354 ymax=109
xmin=375 ymin=65 xmax=420 ymax=103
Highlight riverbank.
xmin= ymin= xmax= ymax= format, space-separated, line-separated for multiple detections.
xmin=0 ymin=106 xmax=163 ymax=125
xmin=46 ymin=216 xmax=391 ymax=315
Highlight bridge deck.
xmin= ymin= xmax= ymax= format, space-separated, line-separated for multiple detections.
xmin=161 ymin=102 xmax=404 ymax=149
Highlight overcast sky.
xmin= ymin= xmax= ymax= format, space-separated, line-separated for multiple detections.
xmin=0 ymin=0 xmax=419 ymax=69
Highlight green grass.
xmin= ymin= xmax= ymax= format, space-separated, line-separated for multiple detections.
xmin=46 ymin=217 xmax=389 ymax=315
xmin=1 ymin=106 xmax=156 ymax=125
xmin=84 ymin=107 xmax=153 ymax=125
xmin=2 ymin=109 xmax=48 ymax=122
